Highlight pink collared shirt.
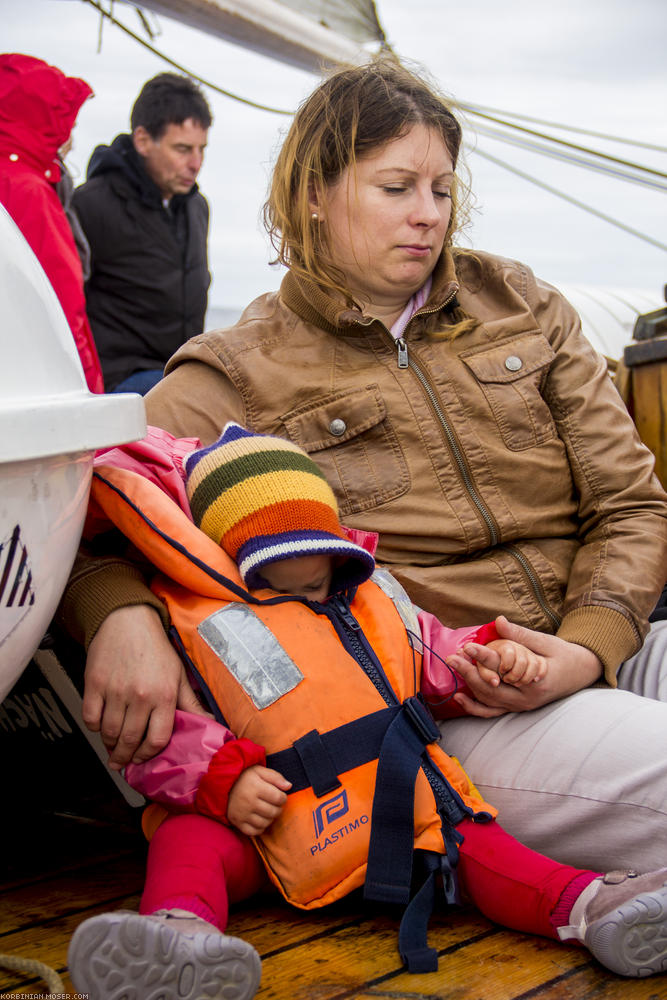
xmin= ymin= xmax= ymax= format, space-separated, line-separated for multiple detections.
xmin=389 ymin=276 xmax=433 ymax=340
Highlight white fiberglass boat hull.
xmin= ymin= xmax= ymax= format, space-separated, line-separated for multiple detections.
xmin=0 ymin=205 xmax=146 ymax=702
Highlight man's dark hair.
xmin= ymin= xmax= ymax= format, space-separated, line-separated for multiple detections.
xmin=131 ymin=73 xmax=213 ymax=139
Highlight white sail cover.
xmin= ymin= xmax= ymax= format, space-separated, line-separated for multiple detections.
xmin=277 ymin=0 xmax=385 ymax=43
xmin=555 ymin=284 xmax=664 ymax=361
xmin=121 ymin=0 xmax=386 ymax=72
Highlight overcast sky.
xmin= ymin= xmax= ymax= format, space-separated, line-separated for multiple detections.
xmin=4 ymin=0 xmax=667 ymax=316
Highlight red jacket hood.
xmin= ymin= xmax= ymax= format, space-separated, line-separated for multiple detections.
xmin=0 ymin=53 xmax=93 ymax=178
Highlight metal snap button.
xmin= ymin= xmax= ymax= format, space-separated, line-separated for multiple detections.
xmin=329 ymin=418 xmax=346 ymax=437
xmin=505 ymin=355 xmax=523 ymax=372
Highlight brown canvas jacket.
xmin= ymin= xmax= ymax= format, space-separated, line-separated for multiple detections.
xmin=62 ymin=248 xmax=667 ymax=680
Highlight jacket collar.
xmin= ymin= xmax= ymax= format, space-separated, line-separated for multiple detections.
xmin=88 ymin=133 xmax=200 ymax=211
xmin=279 ymin=248 xmax=460 ymax=336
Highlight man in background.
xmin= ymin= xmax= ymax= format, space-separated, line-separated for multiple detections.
xmin=73 ymin=73 xmax=212 ymax=394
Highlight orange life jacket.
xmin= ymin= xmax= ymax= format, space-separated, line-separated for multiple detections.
xmin=88 ymin=465 xmax=497 ymax=972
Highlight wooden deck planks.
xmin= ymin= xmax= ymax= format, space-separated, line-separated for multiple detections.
xmin=1 ymin=817 xmax=666 ymax=999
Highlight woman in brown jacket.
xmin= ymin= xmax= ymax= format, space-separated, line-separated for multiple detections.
xmin=61 ymin=56 xmax=667 ymax=874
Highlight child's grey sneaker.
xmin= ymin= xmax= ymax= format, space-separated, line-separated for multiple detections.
xmin=67 ymin=907 xmax=262 ymax=1000
xmin=558 ymin=868 xmax=667 ymax=977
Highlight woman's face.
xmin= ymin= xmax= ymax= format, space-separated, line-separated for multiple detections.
xmin=316 ymin=124 xmax=454 ymax=324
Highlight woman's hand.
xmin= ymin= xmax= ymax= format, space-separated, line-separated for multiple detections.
xmin=446 ymin=615 xmax=603 ymax=718
xmin=83 ymin=604 xmax=206 ymax=770
xmin=227 ymin=765 xmax=292 ymax=837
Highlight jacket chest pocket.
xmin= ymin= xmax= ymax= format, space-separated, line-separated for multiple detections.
xmin=461 ymin=334 xmax=557 ymax=451
xmin=281 ymin=385 xmax=410 ymax=516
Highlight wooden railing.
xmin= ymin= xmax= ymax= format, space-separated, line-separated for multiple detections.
xmin=615 ymin=296 xmax=667 ymax=489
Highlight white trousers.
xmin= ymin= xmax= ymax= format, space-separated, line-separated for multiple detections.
xmin=439 ymin=620 xmax=667 ymax=872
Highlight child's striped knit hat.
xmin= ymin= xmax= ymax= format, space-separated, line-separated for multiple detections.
xmin=184 ymin=422 xmax=375 ymax=592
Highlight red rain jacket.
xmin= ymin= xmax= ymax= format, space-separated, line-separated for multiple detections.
xmin=0 ymin=53 xmax=103 ymax=393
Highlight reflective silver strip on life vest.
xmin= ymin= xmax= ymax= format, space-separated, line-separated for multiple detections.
xmin=198 ymin=604 xmax=303 ymax=709
xmin=371 ymin=568 xmax=421 ymax=636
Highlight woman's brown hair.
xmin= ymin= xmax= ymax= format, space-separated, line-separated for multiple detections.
xmin=264 ymin=54 xmax=470 ymax=307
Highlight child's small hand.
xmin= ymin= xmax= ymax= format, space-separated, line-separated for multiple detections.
xmin=458 ymin=642 xmax=503 ymax=686
xmin=482 ymin=639 xmax=547 ymax=687
xmin=227 ymin=765 xmax=292 ymax=836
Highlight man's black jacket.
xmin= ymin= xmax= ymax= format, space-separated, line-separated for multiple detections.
xmin=73 ymin=134 xmax=210 ymax=391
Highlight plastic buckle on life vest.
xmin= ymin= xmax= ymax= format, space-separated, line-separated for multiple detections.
xmin=403 ymin=695 xmax=439 ymax=745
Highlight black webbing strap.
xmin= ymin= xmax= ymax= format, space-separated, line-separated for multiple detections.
xmin=398 ymin=852 xmax=441 ymax=973
xmin=363 ymin=695 xmax=441 ymax=906
xmin=265 ymin=705 xmax=399 ymax=798
xmin=397 ymin=848 xmax=462 ymax=973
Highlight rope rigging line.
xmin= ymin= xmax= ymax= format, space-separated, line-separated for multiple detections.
xmin=472 ymin=123 xmax=667 ymax=193
xmin=82 ymin=0 xmax=667 ymax=190
xmin=461 ymin=107 xmax=667 ymax=181
xmin=459 ymin=101 xmax=667 ymax=155
xmin=82 ymin=0 xmax=294 ymax=115
xmin=79 ymin=0 xmax=665 ymax=248
xmin=470 ymin=145 xmax=667 ymax=253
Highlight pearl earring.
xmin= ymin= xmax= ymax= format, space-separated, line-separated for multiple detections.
xmin=311 ymin=212 xmax=319 ymax=221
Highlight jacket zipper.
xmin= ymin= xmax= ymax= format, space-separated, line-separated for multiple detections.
xmin=393 ymin=333 xmax=499 ymax=547
xmin=326 ymin=594 xmax=471 ymax=823
xmin=326 ymin=593 xmax=398 ymax=705
xmin=500 ymin=544 xmax=562 ymax=630
xmin=391 ymin=326 xmax=561 ymax=630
